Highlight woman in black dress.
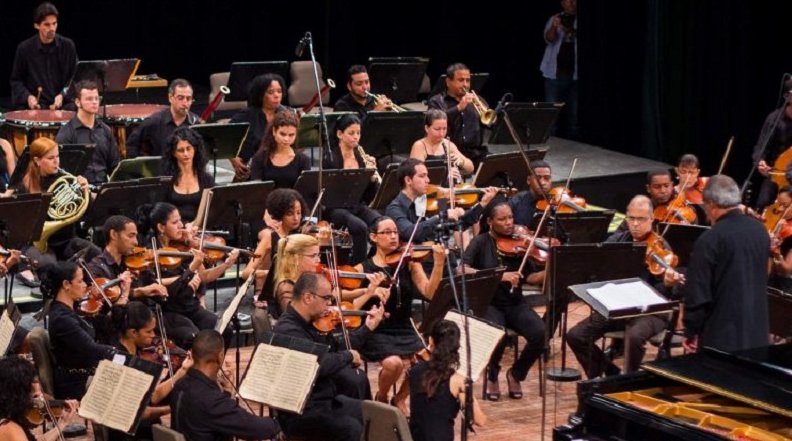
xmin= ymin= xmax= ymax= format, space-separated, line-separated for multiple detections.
xmin=248 ymin=111 xmax=311 ymax=189
xmin=162 ymin=126 xmax=214 ymax=223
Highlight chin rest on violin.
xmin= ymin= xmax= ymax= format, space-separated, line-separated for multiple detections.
xmin=312 ymin=301 xmax=369 ymax=334
xmin=494 ymin=225 xmax=559 ymax=264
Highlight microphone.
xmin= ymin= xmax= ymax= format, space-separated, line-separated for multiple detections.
xmin=294 ymin=32 xmax=311 ymax=57
xmin=494 ymin=92 xmax=512 ymax=115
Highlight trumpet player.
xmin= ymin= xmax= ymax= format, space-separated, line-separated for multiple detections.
xmin=410 ymin=109 xmax=475 ymax=182
xmin=322 ymin=114 xmax=382 ymax=265
xmin=428 ymin=63 xmax=489 ymax=169
xmin=334 ymin=65 xmax=393 ymax=119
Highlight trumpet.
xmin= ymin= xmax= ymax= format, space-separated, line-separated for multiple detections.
xmin=463 ymin=87 xmax=497 ymax=126
xmin=365 ymin=91 xmax=408 ymax=112
xmin=356 ymin=145 xmax=382 ymax=185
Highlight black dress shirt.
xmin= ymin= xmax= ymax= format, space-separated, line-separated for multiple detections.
xmin=385 ymin=191 xmax=483 ymax=243
xmin=333 ymin=94 xmax=375 ymax=119
xmin=508 ymin=190 xmax=539 ymax=229
xmin=229 ymin=105 xmax=290 ymax=161
xmin=56 ymin=116 xmax=119 ymax=185
xmin=125 ymin=108 xmax=199 ymax=158
xmin=427 ymin=92 xmax=485 ymax=155
xmin=171 ymin=368 xmax=280 ymax=441
xmin=10 ymin=34 xmax=77 ymax=109
xmin=463 ymin=232 xmax=539 ymax=307
xmin=248 ymin=151 xmax=311 ymax=189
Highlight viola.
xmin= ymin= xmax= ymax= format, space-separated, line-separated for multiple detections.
xmin=494 ymin=225 xmax=559 ymax=264
xmin=140 ymin=337 xmax=188 ymax=371
xmin=125 ymin=246 xmax=194 ymax=271
xmin=536 ymin=186 xmax=587 ymax=213
xmin=312 ymin=301 xmax=368 ymax=334
xmin=78 ymin=277 xmax=124 ymax=316
xmin=315 ymin=263 xmax=388 ymax=290
xmin=653 ymin=194 xmax=697 ymax=225
xmin=426 ymin=184 xmax=517 ymax=214
xmin=25 ymin=398 xmax=67 ymax=426
xmin=644 ymin=232 xmax=678 ymax=276
xmin=383 ymin=241 xmax=435 ymax=267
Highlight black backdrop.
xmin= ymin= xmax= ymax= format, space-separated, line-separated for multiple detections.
xmin=2 ymin=0 xmax=792 ymax=189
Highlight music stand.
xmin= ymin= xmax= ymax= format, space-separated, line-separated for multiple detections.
xmin=429 ymin=73 xmax=490 ymax=97
xmin=9 ymin=144 xmax=94 ymax=188
xmin=367 ymin=61 xmax=427 ymax=104
xmin=768 ymin=287 xmax=792 ymax=338
xmin=473 ymin=149 xmax=547 ymax=192
xmin=109 ymin=156 xmax=162 ymax=181
xmin=420 ymin=268 xmax=503 ymax=338
xmin=191 ymin=123 xmax=250 ymax=181
xmin=297 ymin=112 xmax=354 ymax=148
xmin=294 ymin=169 xmax=373 ymax=209
xmin=195 ymin=181 xmax=275 ymax=229
xmin=0 ymin=194 xmax=50 ymax=248
xmin=544 ymin=242 xmax=646 ymax=381
xmin=83 ymin=177 xmax=172 ymax=228
xmin=226 ymin=61 xmax=290 ymax=102
xmin=569 ymin=277 xmax=677 ymax=320
xmin=657 ymin=223 xmax=710 ymax=267
xmin=75 ymin=59 xmax=140 ymax=118
xmin=487 ymin=102 xmax=561 ymax=146
xmin=370 ymin=163 xmax=448 ymax=211
xmin=534 ymin=210 xmax=616 ymax=244
xmin=360 ymin=111 xmax=424 ymax=161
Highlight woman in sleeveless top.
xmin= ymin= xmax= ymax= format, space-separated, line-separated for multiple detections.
xmin=163 ymin=127 xmax=214 ymax=224
xmin=0 ymin=357 xmax=79 ymax=441
xmin=248 ymin=111 xmax=311 ymax=189
xmin=409 ymin=320 xmax=486 ymax=441
xmin=354 ymin=216 xmax=445 ymax=414
xmin=409 ymin=109 xmax=474 ymax=182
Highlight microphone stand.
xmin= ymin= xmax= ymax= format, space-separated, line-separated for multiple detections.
xmin=301 ymin=31 xmax=331 ymax=220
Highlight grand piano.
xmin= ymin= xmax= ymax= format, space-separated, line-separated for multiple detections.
xmin=554 ymin=343 xmax=792 ymax=441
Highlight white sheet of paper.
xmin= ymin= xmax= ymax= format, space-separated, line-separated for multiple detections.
xmin=444 ymin=310 xmax=505 ymax=382
xmin=0 ymin=309 xmax=16 ymax=356
xmin=239 ymin=343 xmax=319 ymax=414
xmin=587 ymin=280 xmax=668 ymax=313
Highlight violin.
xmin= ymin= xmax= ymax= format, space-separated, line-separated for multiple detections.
xmin=125 ymin=246 xmax=194 ymax=271
xmin=78 ymin=277 xmax=123 ymax=316
xmin=312 ymin=301 xmax=368 ymax=334
xmin=536 ymin=186 xmax=587 ymax=213
xmin=681 ymin=177 xmax=708 ymax=205
xmin=198 ymin=234 xmax=259 ymax=264
xmin=303 ymin=220 xmax=353 ymax=248
xmin=25 ymin=398 xmax=66 ymax=426
xmin=315 ymin=263 xmax=390 ymax=290
xmin=494 ymin=225 xmax=560 ymax=264
xmin=139 ymin=337 xmax=188 ymax=371
xmin=426 ymin=184 xmax=516 ymax=214
xmin=644 ymin=232 xmax=678 ymax=276
xmin=383 ymin=241 xmax=435 ymax=267
xmin=653 ymin=193 xmax=697 ymax=225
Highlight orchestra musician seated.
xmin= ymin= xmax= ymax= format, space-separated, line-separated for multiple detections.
xmin=170 ymin=329 xmax=281 ymax=441
xmin=508 ymin=159 xmax=554 ymax=228
xmin=162 ymin=127 xmax=215 ymax=224
xmin=272 ymin=272 xmax=385 ymax=441
xmin=0 ymin=138 xmax=16 ymax=187
xmin=409 ymin=109 xmax=474 ymax=180
xmin=566 ymin=195 xmax=685 ymax=378
xmin=333 ymin=65 xmax=393 ymax=118
xmin=247 ymin=111 xmax=311 ymax=189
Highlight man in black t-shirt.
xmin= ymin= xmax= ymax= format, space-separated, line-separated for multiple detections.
xmin=333 ymin=65 xmax=392 ymax=119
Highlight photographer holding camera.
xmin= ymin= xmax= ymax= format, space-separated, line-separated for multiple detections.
xmin=540 ymin=0 xmax=578 ymax=139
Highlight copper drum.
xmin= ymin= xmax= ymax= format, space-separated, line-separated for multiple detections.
xmin=104 ymin=104 xmax=167 ymax=158
xmin=3 ymin=109 xmax=75 ymax=157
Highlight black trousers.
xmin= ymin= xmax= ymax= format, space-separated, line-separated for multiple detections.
xmin=485 ymin=299 xmax=545 ymax=382
xmin=334 ymin=365 xmax=372 ymax=400
xmin=163 ymin=308 xmax=218 ymax=349
xmin=566 ymin=312 xmax=668 ymax=378
xmin=280 ymin=395 xmax=363 ymax=441
xmin=327 ymin=205 xmax=381 ymax=265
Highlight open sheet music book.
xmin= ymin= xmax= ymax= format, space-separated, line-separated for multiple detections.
xmin=78 ymin=360 xmax=155 ymax=434
xmin=0 ymin=306 xmax=19 ymax=356
xmin=444 ymin=310 xmax=505 ymax=382
xmin=588 ymin=280 xmax=670 ymax=313
xmin=239 ymin=343 xmax=319 ymax=414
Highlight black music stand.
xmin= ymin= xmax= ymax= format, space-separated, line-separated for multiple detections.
xmin=544 ymin=242 xmax=646 ymax=381
xmin=657 ymin=223 xmax=710 ymax=267
xmin=294 ymin=169 xmax=373 ymax=209
xmin=109 ymin=156 xmax=163 ymax=181
xmin=367 ymin=61 xmax=427 ymax=104
xmin=473 ymin=149 xmax=547 ymax=192
xmin=487 ymin=102 xmax=561 ymax=146
xmin=191 ymin=123 xmax=250 ymax=181
xmin=83 ymin=177 xmax=172 ymax=228
xmin=226 ymin=61 xmax=290 ymax=102
xmin=0 ymin=194 xmax=50 ymax=302
xmin=534 ymin=210 xmax=616 ymax=244
xmin=9 ymin=144 xmax=94 ymax=188
xmin=360 ymin=111 xmax=424 ymax=161
xmin=297 ymin=112 xmax=354 ymax=148
xmin=74 ymin=59 xmax=140 ymax=117
xmin=429 ymin=73 xmax=490 ymax=97
xmin=420 ymin=268 xmax=503 ymax=338
xmin=370 ymin=163 xmax=448 ymax=211
xmin=768 ymin=287 xmax=792 ymax=338
xmin=569 ymin=277 xmax=677 ymax=320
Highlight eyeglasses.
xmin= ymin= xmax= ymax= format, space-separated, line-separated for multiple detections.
xmin=309 ymin=292 xmax=334 ymax=303
xmin=626 ymin=216 xmax=652 ymax=224
xmin=375 ymin=230 xmax=399 ymax=236
xmin=301 ymin=253 xmax=321 ymax=260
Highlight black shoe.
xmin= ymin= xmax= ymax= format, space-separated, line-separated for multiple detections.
xmin=604 ymin=344 xmax=624 ymax=361
xmin=19 ymin=275 xmax=41 ymax=288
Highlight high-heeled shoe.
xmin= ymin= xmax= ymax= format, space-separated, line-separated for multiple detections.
xmin=506 ymin=368 xmax=523 ymax=399
xmin=485 ymin=379 xmax=501 ymax=401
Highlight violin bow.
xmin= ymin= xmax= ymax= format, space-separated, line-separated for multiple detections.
xmin=153 ymin=303 xmax=175 ymax=378
xmin=34 ymin=396 xmax=66 ymax=441
xmin=198 ymin=191 xmax=213 ymax=252
xmin=327 ymin=227 xmax=354 ymax=352
xmin=502 ymin=107 xmax=555 ymax=203
xmin=305 ymin=189 xmax=325 ymax=229
xmin=718 ymin=136 xmax=734 ymax=175
xmin=661 ymin=173 xmax=693 ymax=229
xmin=516 ymin=205 xmax=552 ymax=281
xmin=444 ymin=141 xmax=456 ymax=211
xmin=391 ymin=217 xmax=424 ymax=307
xmin=78 ymin=261 xmax=113 ymax=309
xmin=151 ymin=238 xmax=163 ymax=286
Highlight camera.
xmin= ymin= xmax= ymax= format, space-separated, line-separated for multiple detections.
xmin=559 ymin=12 xmax=576 ymax=30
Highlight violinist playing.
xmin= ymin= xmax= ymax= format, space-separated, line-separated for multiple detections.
xmin=462 ymin=202 xmax=546 ymax=401
xmin=0 ymin=357 xmax=80 ymax=441
xmin=767 ymin=187 xmax=792 ymax=292
xmin=508 ymin=159 xmax=553 ymax=228
xmin=108 ymin=301 xmax=193 ymax=441
xmin=647 ymin=168 xmax=699 ymax=225
xmin=272 ymin=272 xmax=385 ymax=441
xmin=355 ymin=216 xmax=446 ymax=415
xmin=140 ymin=202 xmax=239 ymax=349
xmin=566 ymin=195 xmax=685 ymax=379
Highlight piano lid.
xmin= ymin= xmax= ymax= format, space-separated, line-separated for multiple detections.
xmin=643 ymin=343 xmax=792 ymax=418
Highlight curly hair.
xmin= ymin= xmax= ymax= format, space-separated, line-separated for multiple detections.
xmin=247 ymin=73 xmax=286 ymax=109
xmin=266 ymin=188 xmax=307 ymax=222
xmin=0 ymin=356 xmax=36 ymax=423
xmin=162 ymin=127 xmax=213 ymax=188
xmin=256 ymin=111 xmax=300 ymax=166
xmin=420 ymin=319 xmax=460 ymax=398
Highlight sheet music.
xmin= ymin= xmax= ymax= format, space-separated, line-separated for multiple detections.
xmin=216 ymin=275 xmax=253 ymax=334
xmin=445 ymin=310 xmax=505 ymax=382
xmin=79 ymin=360 xmax=154 ymax=433
xmin=239 ymin=343 xmax=319 ymax=414
xmin=587 ymin=280 xmax=669 ymax=313
xmin=0 ymin=309 xmax=16 ymax=356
